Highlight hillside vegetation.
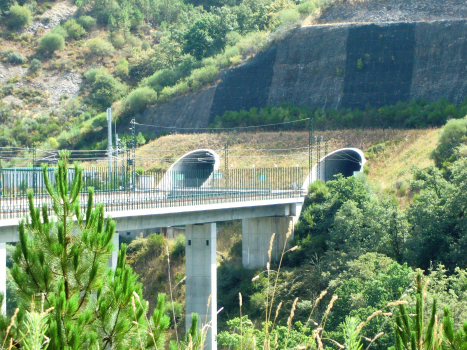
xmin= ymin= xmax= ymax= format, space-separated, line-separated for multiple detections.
xmin=122 ymin=117 xmax=467 ymax=350
xmin=0 ymin=0 xmax=336 ymax=150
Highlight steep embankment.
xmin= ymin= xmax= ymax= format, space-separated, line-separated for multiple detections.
xmin=141 ymin=19 xmax=467 ymax=128
xmin=133 ymin=128 xmax=438 ymax=194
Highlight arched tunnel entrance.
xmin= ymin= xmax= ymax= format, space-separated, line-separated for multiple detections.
xmin=302 ymin=148 xmax=366 ymax=189
xmin=158 ymin=149 xmax=220 ymax=189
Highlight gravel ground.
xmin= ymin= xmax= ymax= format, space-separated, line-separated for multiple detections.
xmin=309 ymin=0 xmax=467 ymax=24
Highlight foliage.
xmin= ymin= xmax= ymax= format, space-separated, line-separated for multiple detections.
xmin=431 ymin=116 xmax=467 ymax=169
xmin=212 ymin=99 xmax=467 ymax=130
xmin=38 ymin=33 xmax=65 ymax=54
xmin=122 ymin=87 xmax=157 ymax=114
xmin=77 ymin=15 xmax=96 ymax=30
xmin=7 ymin=52 xmax=26 ymax=65
xmin=405 ymin=159 xmax=467 ymax=271
xmin=8 ymin=151 xmax=148 ymax=348
xmin=8 ymin=4 xmax=32 ymax=29
xmin=63 ymin=19 xmax=87 ymax=40
xmin=85 ymin=68 xmax=127 ymax=108
xmin=290 ymin=175 xmax=406 ymax=267
xmin=85 ymin=37 xmax=115 ymax=59
xmin=29 ymin=58 xmax=42 ymax=73
xmin=394 ymin=273 xmax=441 ymax=350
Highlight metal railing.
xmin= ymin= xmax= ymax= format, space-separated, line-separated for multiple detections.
xmin=0 ymin=167 xmax=307 ymax=219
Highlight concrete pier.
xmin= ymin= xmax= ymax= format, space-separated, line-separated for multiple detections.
xmin=109 ymin=233 xmax=119 ymax=271
xmin=242 ymin=217 xmax=295 ymax=269
xmin=185 ymin=223 xmax=217 ymax=350
xmin=0 ymin=243 xmax=5 ymax=315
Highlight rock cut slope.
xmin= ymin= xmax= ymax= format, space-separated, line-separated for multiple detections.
xmin=312 ymin=0 xmax=467 ymax=25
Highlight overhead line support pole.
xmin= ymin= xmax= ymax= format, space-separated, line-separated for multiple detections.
xmin=107 ymin=108 xmax=113 ymax=180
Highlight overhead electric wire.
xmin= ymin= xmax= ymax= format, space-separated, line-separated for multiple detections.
xmin=133 ymin=118 xmax=310 ymax=131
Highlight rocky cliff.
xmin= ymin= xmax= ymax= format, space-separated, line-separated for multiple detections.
xmin=142 ymin=19 xmax=467 ymax=128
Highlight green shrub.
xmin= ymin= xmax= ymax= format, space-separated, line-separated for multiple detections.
xmin=91 ymin=112 xmax=107 ymax=128
xmin=144 ymin=69 xmax=182 ymax=92
xmin=91 ymin=73 xmax=126 ymax=108
xmin=225 ymin=31 xmax=242 ymax=46
xmin=7 ymin=52 xmax=26 ymax=65
xmin=126 ymin=35 xmax=141 ymax=47
xmin=141 ymin=40 xmax=150 ymax=50
xmin=8 ymin=4 xmax=32 ymax=29
xmin=278 ymin=8 xmax=300 ymax=24
xmin=297 ymin=1 xmax=317 ymax=15
xmin=112 ymin=34 xmax=125 ymax=49
xmin=123 ymin=87 xmax=157 ymax=113
xmin=115 ymin=58 xmax=129 ymax=78
xmin=83 ymin=67 xmax=103 ymax=83
xmin=51 ymin=25 xmax=68 ymax=39
xmin=77 ymin=15 xmax=96 ymax=31
xmin=63 ymin=19 xmax=86 ymax=40
xmin=187 ymin=65 xmax=218 ymax=89
xmin=158 ymin=82 xmax=189 ymax=101
xmin=85 ymin=37 xmax=115 ymax=59
xmin=38 ymin=33 xmax=65 ymax=54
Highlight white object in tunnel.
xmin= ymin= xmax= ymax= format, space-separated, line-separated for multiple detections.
xmin=302 ymin=148 xmax=366 ymax=190
xmin=157 ymin=149 xmax=220 ymax=190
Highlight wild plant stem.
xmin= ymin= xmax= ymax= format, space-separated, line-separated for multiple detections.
xmin=166 ymin=246 xmax=180 ymax=348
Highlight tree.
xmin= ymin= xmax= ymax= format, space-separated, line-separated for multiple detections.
xmin=431 ymin=117 xmax=467 ymax=169
xmin=9 ymin=151 xmax=154 ymax=349
xmin=8 ymin=4 xmax=32 ymax=29
xmin=136 ymin=132 xmax=146 ymax=145
xmin=183 ymin=14 xmax=229 ymax=60
xmin=38 ymin=33 xmax=65 ymax=54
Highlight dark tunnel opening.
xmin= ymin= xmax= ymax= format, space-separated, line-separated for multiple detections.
xmin=319 ymin=149 xmax=363 ymax=182
xmin=169 ymin=151 xmax=217 ymax=188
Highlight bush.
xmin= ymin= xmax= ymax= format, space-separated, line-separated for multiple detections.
xmin=278 ymin=8 xmax=300 ymax=24
xmin=7 ymin=52 xmax=26 ymax=65
xmin=126 ymin=35 xmax=141 ymax=47
xmin=8 ymin=4 xmax=32 ymax=29
xmin=112 ymin=34 xmax=125 ymax=49
xmin=115 ymin=58 xmax=129 ymax=78
xmin=63 ymin=19 xmax=86 ymax=40
xmin=51 ymin=25 xmax=68 ymax=39
xmin=141 ymin=40 xmax=150 ymax=50
xmin=123 ymin=87 xmax=157 ymax=113
xmin=84 ymin=67 xmax=110 ymax=83
xmin=297 ymin=1 xmax=317 ymax=15
xmin=144 ymin=69 xmax=183 ymax=92
xmin=91 ymin=73 xmax=126 ymax=108
xmin=85 ymin=37 xmax=115 ymax=59
xmin=187 ymin=65 xmax=219 ymax=89
xmin=77 ymin=15 xmax=96 ymax=31
xmin=38 ymin=33 xmax=65 ymax=54
xmin=91 ymin=112 xmax=107 ymax=128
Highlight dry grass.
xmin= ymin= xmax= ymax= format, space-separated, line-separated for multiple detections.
xmin=132 ymin=128 xmax=425 ymax=171
xmin=366 ymin=128 xmax=439 ymax=191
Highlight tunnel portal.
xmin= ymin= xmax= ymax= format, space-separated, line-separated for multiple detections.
xmin=158 ymin=149 xmax=220 ymax=189
xmin=303 ymin=148 xmax=366 ymax=189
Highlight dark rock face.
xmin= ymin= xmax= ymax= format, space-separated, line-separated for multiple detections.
xmin=210 ymin=47 xmax=277 ymax=124
xmin=341 ymin=22 xmax=416 ymax=109
xmin=141 ymin=86 xmax=216 ymax=131
xmin=142 ymin=19 xmax=467 ymax=128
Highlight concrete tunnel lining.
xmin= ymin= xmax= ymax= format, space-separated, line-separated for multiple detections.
xmin=158 ymin=149 xmax=220 ymax=189
xmin=302 ymin=148 xmax=366 ymax=189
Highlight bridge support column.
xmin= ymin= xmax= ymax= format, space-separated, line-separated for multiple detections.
xmin=0 ymin=243 xmax=6 ymax=315
xmin=185 ymin=223 xmax=217 ymax=350
xmin=242 ymin=217 xmax=295 ymax=269
xmin=108 ymin=233 xmax=119 ymax=271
